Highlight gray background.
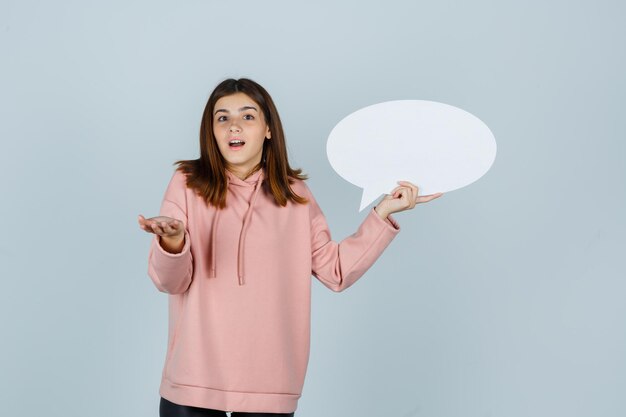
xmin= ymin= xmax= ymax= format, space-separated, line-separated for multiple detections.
xmin=1 ymin=1 xmax=624 ymax=416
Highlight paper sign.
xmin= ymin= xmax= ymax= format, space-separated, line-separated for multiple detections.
xmin=326 ymin=100 xmax=497 ymax=211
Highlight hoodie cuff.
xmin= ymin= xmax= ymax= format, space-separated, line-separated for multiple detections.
xmin=371 ymin=207 xmax=400 ymax=231
xmin=153 ymin=230 xmax=191 ymax=258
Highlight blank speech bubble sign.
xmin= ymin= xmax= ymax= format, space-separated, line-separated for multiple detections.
xmin=326 ymin=100 xmax=497 ymax=211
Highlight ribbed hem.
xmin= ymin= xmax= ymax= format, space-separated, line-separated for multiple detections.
xmin=160 ymin=377 xmax=300 ymax=414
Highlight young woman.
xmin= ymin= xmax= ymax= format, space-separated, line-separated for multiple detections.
xmin=138 ymin=78 xmax=443 ymax=417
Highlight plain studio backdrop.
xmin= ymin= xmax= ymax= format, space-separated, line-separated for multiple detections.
xmin=1 ymin=1 xmax=625 ymax=416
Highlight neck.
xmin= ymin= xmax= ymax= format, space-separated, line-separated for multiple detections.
xmin=228 ymin=164 xmax=262 ymax=180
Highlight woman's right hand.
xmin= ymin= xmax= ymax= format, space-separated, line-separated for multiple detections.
xmin=138 ymin=214 xmax=186 ymax=254
xmin=138 ymin=214 xmax=185 ymax=239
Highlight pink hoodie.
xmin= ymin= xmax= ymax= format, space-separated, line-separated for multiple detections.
xmin=147 ymin=167 xmax=400 ymax=413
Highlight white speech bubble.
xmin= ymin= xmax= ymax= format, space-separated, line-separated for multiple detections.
xmin=326 ymin=100 xmax=497 ymax=211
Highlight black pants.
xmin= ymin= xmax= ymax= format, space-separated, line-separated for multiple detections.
xmin=160 ymin=397 xmax=295 ymax=417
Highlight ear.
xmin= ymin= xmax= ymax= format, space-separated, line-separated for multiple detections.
xmin=265 ymin=125 xmax=271 ymax=139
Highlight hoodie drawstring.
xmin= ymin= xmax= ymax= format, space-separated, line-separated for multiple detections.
xmin=237 ymin=176 xmax=264 ymax=285
xmin=208 ymin=169 xmax=264 ymax=285
xmin=209 ymin=207 xmax=220 ymax=278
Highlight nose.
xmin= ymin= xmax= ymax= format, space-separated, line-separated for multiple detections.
xmin=229 ymin=121 xmax=241 ymax=133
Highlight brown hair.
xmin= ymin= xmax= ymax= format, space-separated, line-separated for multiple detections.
xmin=173 ymin=78 xmax=308 ymax=209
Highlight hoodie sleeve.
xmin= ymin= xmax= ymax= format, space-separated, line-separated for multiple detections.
xmin=307 ymin=187 xmax=400 ymax=292
xmin=147 ymin=170 xmax=194 ymax=294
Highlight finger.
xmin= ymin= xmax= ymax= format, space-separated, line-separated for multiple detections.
xmin=396 ymin=186 xmax=411 ymax=206
xmin=399 ymin=185 xmax=411 ymax=198
xmin=397 ymin=181 xmax=419 ymax=196
xmin=396 ymin=180 xmax=418 ymax=190
xmin=140 ymin=215 xmax=161 ymax=228
xmin=160 ymin=221 xmax=177 ymax=235
xmin=140 ymin=224 xmax=155 ymax=234
xmin=409 ymin=189 xmax=417 ymax=209
xmin=417 ymin=193 xmax=444 ymax=203
xmin=399 ymin=185 xmax=415 ymax=208
xmin=385 ymin=185 xmax=404 ymax=199
xmin=138 ymin=216 xmax=155 ymax=233
xmin=421 ymin=192 xmax=444 ymax=199
xmin=161 ymin=221 xmax=179 ymax=236
xmin=392 ymin=187 xmax=407 ymax=200
xmin=396 ymin=182 xmax=418 ymax=207
xmin=150 ymin=222 xmax=165 ymax=236
xmin=148 ymin=216 xmax=172 ymax=224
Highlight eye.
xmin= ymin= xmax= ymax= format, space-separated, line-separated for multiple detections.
xmin=216 ymin=115 xmax=227 ymax=122
xmin=243 ymin=114 xmax=255 ymax=120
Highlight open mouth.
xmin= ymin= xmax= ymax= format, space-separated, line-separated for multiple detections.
xmin=229 ymin=139 xmax=246 ymax=149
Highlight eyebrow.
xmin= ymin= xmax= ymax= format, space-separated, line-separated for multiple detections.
xmin=214 ymin=106 xmax=258 ymax=115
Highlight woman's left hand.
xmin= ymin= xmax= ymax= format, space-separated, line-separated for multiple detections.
xmin=374 ymin=180 xmax=443 ymax=219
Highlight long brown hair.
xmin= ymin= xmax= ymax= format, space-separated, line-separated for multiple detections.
xmin=174 ymin=78 xmax=308 ymax=209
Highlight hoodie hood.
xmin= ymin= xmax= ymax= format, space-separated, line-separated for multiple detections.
xmin=208 ymin=167 xmax=265 ymax=285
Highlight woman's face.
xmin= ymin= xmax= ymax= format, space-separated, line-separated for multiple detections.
xmin=213 ymin=92 xmax=271 ymax=179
